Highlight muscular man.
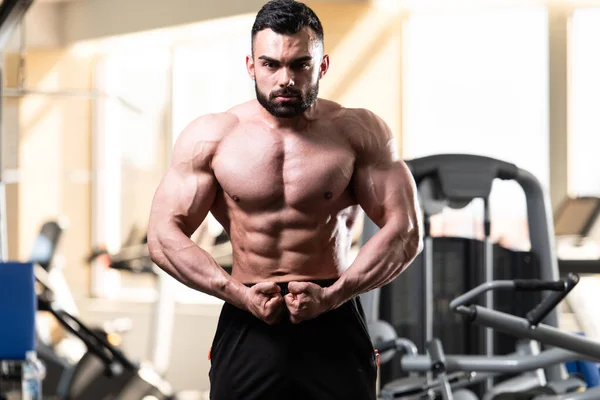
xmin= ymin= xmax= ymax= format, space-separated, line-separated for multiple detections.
xmin=148 ymin=1 xmax=423 ymax=398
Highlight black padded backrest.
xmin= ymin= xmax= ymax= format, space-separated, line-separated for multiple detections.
xmin=29 ymin=221 xmax=63 ymax=271
xmin=406 ymin=154 xmax=519 ymax=203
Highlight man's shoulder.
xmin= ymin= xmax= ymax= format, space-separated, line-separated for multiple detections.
xmin=177 ymin=100 xmax=261 ymax=150
xmin=171 ymin=111 xmax=241 ymax=166
xmin=330 ymin=106 xmax=392 ymax=149
xmin=184 ymin=111 xmax=241 ymax=141
xmin=333 ymin=106 xmax=383 ymax=128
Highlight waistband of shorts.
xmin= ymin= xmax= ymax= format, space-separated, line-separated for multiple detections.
xmin=244 ymin=278 xmax=338 ymax=295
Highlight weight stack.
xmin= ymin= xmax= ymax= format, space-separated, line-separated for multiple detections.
xmin=378 ymin=237 xmax=541 ymax=386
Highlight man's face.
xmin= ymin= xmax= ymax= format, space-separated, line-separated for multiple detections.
xmin=247 ymin=27 xmax=329 ymax=118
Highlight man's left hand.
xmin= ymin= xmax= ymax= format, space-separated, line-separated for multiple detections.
xmin=284 ymin=282 xmax=334 ymax=324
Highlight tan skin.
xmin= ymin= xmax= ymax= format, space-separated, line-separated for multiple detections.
xmin=147 ymin=27 xmax=423 ymax=325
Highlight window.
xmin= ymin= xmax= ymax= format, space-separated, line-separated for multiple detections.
xmin=401 ymin=7 xmax=549 ymax=249
xmin=569 ymin=8 xmax=600 ymax=197
xmin=92 ymin=50 xmax=171 ymax=298
xmin=171 ymin=37 xmax=255 ymax=139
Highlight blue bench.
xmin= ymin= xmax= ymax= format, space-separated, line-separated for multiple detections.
xmin=0 ymin=262 xmax=36 ymax=361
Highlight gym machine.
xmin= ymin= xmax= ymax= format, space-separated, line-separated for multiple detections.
xmin=31 ymin=220 xmax=189 ymax=399
xmin=87 ymin=222 xmax=233 ymax=381
xmin=0 ymin=219 xmax=194 ymax=399
xmin=360 ymin=154 xmax=564 ymax=393
xmin=31 ymin=221 xmax=192 ymax=400
xmin=373 ymin=272 xmax=600 ymax=399
xmin=35 ymin=266 xmax=177 ymax=400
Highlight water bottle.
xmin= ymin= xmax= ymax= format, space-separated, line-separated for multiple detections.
xmin=21 ymin=351 xmax=45 ymax=400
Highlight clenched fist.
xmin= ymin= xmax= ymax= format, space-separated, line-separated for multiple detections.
xmin=244 ymin=282 xmax=286 ymax=325
xmin=284 ymin=282 xmax=333 ymax=324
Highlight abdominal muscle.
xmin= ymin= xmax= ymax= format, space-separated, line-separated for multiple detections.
xmin=226 ymin=210 xmax=354 ymax=284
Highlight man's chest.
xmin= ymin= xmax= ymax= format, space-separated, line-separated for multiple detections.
xmin=211 ymin=130 xmax=355 ymax=209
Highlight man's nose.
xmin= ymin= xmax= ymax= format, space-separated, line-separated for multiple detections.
xmin=278 ymin=68 xmax=295 ymax=87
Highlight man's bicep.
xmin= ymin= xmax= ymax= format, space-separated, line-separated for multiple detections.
xmin=348 ymin=109 xmax=417 ymax=227
xmin=150 ymin=113 xmax=228 ymax=237
xmin=353 ymin=160 xmax=419 ymax=229
xmin=150 ymin=165 xmax=217 ymax=237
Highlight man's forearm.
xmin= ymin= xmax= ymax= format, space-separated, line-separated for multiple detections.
xmin=148 ymin=226 xmax=248 ymax=310
xmin=325 ymin=221 xmax=422 ymax=309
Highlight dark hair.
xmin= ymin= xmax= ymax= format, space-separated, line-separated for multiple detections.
xmin=251 ymin=0 xmax=324 ymax=53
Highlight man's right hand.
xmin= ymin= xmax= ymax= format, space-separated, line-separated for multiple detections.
xmin=243 ymin=282 xmax=285 ymax=325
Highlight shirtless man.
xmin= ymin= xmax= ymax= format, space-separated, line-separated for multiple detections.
xmin=147 ymin=0 xmax=423 ymax=398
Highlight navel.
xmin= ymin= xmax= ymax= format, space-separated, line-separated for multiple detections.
xmin=324 ymin=191 xmax=333 ymax=200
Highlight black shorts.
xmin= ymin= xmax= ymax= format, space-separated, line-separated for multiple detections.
xmin=208 ymin=279 xmax=377 ymax=400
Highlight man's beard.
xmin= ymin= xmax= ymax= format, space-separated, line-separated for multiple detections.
xmin=255 ymin=82 xmax=319 ymax=119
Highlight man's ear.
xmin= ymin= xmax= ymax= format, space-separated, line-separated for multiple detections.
xmin=246 ymin=55 xmax=255 ymax=80
xmin=319 ymin=54 xmax=330 ymax=79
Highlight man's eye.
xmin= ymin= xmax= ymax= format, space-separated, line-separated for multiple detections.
xmin=292 ymin=63 xmax=310 ymax=70
xmin=264 ymin=62 xmax=275 ymax=68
